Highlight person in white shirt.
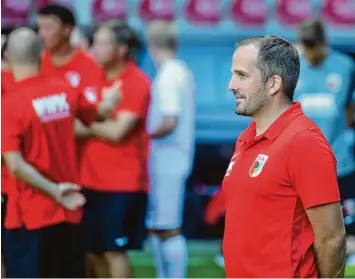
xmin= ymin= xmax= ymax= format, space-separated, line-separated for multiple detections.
xmin=145 ymin=20 xmax=195 ymax=278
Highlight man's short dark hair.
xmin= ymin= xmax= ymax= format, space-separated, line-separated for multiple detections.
xmin=298 ymin=18 xmax=327 ymax=48
xmin=38 ymin=4 xmax=76 ymax=26
xmin=237 ymin=35 xmax=300 ymax=102
xmin=95 ymin=21 xmax=141 ymax=61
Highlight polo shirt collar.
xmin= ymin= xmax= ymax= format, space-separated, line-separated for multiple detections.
xmin=239 ymin=102 xmax=303 ymax=144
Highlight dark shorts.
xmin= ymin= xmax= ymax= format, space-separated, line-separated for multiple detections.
xmin=338 ymin=171 xmax=355 ymax=235
xmin=339 ymin=171 xmax=355 ymax=201
xmin=83 ymin=189 xmax=147 ymax=254
xmin=3 ymin=223 xmax=85 ymax=278
xmin=1 ymin=194 xmax=7 ymax=254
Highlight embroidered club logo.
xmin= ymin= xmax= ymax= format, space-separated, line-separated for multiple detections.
xmin=326 ymin=73 xmax=342 ymax=93
xmin=65 ymin=71 xmax=80 ymax=88
xmin=249 ymin=154 xmax=269 ymax=177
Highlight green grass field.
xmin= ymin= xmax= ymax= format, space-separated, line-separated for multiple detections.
xmin=129 ymin=240 xmax=355 ymax=278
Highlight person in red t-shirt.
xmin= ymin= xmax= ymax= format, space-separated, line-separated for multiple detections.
xmin=1 ymin=28 xmax=121 ymax=279
xmin=77 ymin=21 xmax=150 ymax=278
xmin=37 ymin=4 xmax=106 ymax=165
xmin=0 ymin=32 xmax=15 ymax=279
xmin=222 ymin=35 xmax=346 ymax=278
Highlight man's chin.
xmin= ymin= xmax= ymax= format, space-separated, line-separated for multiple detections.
xmin=234 ymin=107 xmax=249 ymax=116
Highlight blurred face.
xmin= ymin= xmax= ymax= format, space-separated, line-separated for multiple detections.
xmin=302 ymin=43 xmax=325 ymax=66
xmin=228 ymin=45 xmax=268 ymax=116
xmin=92 ymin=27 xmax=117 ymax=67
xmin=37 ymin=15 xmax=71 ymax=51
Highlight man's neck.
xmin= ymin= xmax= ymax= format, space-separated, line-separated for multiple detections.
xmin=12 ymin=65 xmax=41 ymax=82
xmin=156 ymin=51 xmax=175 ymax=68
xmin=49 ymin=43 xmax=76 ymax=67
xmin=253 ymin=102 xmax=292 ymax=137
xmin=104 ymin=60 xmax=127 ymax=81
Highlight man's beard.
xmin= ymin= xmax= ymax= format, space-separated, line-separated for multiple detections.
xmin=234 ymin=86 xmax=267 ymax=117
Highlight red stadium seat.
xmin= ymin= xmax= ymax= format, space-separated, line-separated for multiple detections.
xmin=185 ymin=0 xmax=221 ymax=25
xmin=139 ymin=0 xmax=174 ymax=22
xmin=321 ymin=0 xmax=355 ymax=26
xmin=36 ymin=0 xmax=73 ymax=8
xmin=2 ymin=0 xmax=31 ymax=26
xmin=275 ymin=0 xmax=312 ymax=26
xmin=231 ymin=0 xmax=266 ymax=26
xmin=91 ymin=0 xmax=127 ymax=22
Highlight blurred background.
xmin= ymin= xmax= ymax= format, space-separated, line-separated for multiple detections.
xmin=2 ymin=0 xmax=355 ymax=277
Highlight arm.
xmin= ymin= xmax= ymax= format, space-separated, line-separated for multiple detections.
xmin=75 ymin=81 xmax=122 ymax=137
xmin=306 ymin=202 xmax=346 ymax=278
xmin=90 ymin=111 xmax=138 ymax=142
xmin=74 ymin=119 xmax=93 ymax=138
xmin=2 ymin=151 xmax=58 ymax=198
xmin=91 ymin=78 xmax=150 ymax=142
xmin=150 ymin=116 xmax=178 ymax=139
xmin=288 ymin=130 xmax=345 ymax=278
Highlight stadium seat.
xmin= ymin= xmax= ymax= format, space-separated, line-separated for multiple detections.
xmin=275 ymin=0 xmax=312 ymax=26
xmin=184 ymin=0 xmax=222 ymax=25
xmin=139 ymin=0 xmax=174 ymax=22
xmin=91 ymin=0 xmax=127 ymax=22
xmin=2 ymin=0 xmax=31 ymax=26
xmin=321 ymin=0 xmax=355 ymax=26
xmin=230 ymin=0 xmax=266 ymax=26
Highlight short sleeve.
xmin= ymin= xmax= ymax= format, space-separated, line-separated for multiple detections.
xmin=76 ymin=87 xmax=98 ymax=126
xmin=156 ymin=68 xmax=182 ymax=116
xmin=1 ymin=99 xmax=24 ymax=153
xmin=287 ymin=130 xmax=340 ymax=209
xmin=118 ymin=81 xmax=150 ymax=119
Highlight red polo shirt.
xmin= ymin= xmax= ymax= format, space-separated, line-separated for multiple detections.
xmin=222 ymin=103 xmax=340 ymax=278
xmin=1 ymin=75 xmax=98 ymax=229
xmin=80 ymin=62 xmax=151 ymax=192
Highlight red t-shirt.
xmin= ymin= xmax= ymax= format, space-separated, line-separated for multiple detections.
xmin=41 ymin=50 xmax=104 ymax=164
xmin=1 ymin=75 xmax=98 ymax=229
xmin=222 ymin=103 xmax=340 ymax=278
xmin=1 ymin=70 xmax=16 ymax=195
xmin=1 ymin=70 xmax=15 ymax=96
xmin=80 ymin=62 xmax=151 ymax=192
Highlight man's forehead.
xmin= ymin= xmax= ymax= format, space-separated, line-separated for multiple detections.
xmin=232 ymin=44 xmax=259 ymax=67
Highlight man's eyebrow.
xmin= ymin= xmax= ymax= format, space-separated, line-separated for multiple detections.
xmin=231 ymin=69 xmax=250 ymax=76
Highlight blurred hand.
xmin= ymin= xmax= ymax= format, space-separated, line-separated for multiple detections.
xmin=53 ymin=182 xmax=86 ymax=211
xmin=102 ymin=81 xmax=122 ymax=107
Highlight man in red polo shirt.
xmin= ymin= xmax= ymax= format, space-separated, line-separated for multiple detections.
xmin=223 ymin=35 xmax=346 ymax=278
xmin=77 ymin=21 xmax=150 ymax=278
xmin=1 ymin=28 xmax=120 ymax=278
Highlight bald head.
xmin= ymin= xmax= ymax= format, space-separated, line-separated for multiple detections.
xmin=147 ymin=20 xmax=178 ymax=51
xmin=7 ymin=28 xmax=42 ymax=66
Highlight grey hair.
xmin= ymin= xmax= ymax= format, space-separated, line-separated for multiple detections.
xmin=147 ymin=20 xmax=178 ymax=51
xmin=237 ymin=35 xmax=300 ymax=102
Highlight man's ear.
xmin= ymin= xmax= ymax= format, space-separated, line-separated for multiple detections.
xmin=268 ymin=75 xmax=283 ymax=97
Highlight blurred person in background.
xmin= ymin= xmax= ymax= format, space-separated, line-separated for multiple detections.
xmin=1 ymin=27 xmax=120 ymax=278
xmin=70 ymin=26 xmax=89 ymax=51
xmin=37 ymin=3 xmax=106 ymax=164
xmin=145 ymin=20 xmax=195 ymax=278
xmin=1 ymin=33 xmax=16 ymax=278
xmin=295 ymin=19 xmax=355 ymax=264
xmin=224 ymin=35 xmax=345 ymax=278
xmin=78 ymin=21 xmax=150 ymax=278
